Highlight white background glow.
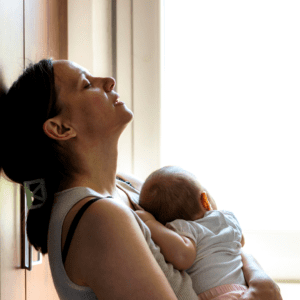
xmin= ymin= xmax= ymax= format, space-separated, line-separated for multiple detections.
xmin=161 ymin=1 xmax=300 ymax=230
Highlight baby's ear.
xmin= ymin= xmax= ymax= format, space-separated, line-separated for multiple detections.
xmin=200 ymin=192 xmax=211 ymax=211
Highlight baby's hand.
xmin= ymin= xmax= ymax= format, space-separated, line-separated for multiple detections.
xmin=135 ymin=210 xmax=156 ymax=223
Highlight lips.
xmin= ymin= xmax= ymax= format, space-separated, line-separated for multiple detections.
xmin=113 ymin=93 xmax=120 ymax=105
xmin=114 ymin=99 xmax=124 ymax=106
xmin=113 ymin=94 xmax=124 ymax=106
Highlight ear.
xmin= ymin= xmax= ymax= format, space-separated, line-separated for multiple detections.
xmin=199 ymin=192 xmax=211 ymax=212
xmin=43 ymin=117 xmax=76 ymax=141
xmin=193 ymin=192 xmax=209 ymax=220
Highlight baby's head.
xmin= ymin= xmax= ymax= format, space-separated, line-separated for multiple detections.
xmin=139 ymin=166 xmax=211 ymax=225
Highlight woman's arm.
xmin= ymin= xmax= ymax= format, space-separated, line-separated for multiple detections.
xmin=135 ymin=210 xmax=196 ymax=271
xmin=77 ymin=199 xmax=178 ymax=300
xmin=240 ymin=250 xmax=283 ymax=300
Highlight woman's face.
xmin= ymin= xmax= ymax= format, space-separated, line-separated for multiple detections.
xmin=52 ymin=60 xmax=133 ymax=141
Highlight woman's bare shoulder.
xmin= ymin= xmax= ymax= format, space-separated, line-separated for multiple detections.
xmin=69 ymin=196 xmax=137 ymax=245
xmin=69 ymin=196 xmax=177 ymax=299
xmin=62 ymin=196 xmax=139 ymax=285
xmin=62 ymin=196 xmax=127 ymax=285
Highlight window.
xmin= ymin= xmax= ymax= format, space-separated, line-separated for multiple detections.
xmin=117 ymin=0 xmax=300 ymax=282
xmin=161 ymin=0 xmax=300 ymax=279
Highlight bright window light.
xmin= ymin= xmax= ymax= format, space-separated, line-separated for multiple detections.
xmin=161 ymin=0 xmax=300 ymax=231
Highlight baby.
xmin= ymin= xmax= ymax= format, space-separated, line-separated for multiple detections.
xmin=136 ymin=166 xmax=248 ymax=300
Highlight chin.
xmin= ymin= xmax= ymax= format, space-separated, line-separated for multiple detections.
xmin=117 ymin=110 xmax=134 ymax=132
xmin=124 ymin=108 xmax=134 ymax=122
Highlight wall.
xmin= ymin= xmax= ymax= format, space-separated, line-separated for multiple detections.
xmin=116 ymin=0 xmax=162 ymax=179
xmin=68 ymin=0 xmax=133 ymax=174
xmin=68 ymin=0 xmax=112 ymax=77
xmin=132 ymin=0 xmax=162 ymax=180
xmin=116 ymin=0 xmax=133 ymax=174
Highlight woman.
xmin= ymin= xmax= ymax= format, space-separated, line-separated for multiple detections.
xmin=0 ymin=58 xmax=282 ymax=299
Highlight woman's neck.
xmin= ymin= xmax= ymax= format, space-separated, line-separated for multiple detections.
xmin=58 ymin=138 xmax=119 ymax=196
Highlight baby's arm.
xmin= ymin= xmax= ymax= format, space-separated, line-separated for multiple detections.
xmin=135 ymin=211 xmax=197 ymax=271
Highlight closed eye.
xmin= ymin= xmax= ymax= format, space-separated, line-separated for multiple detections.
xmin=84 ymin=82 xmax=92 ymax=89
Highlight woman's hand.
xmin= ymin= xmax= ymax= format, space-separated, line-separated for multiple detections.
xmin=135 ymin=210 xmax=156 ymax=223
xmin=240 ymin=277 xmax=282 ymax=300
xmin=241 ymin=251 xmax=283 ymax=300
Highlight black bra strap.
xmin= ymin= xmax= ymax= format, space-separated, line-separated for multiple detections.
xmin=62 ymin=196 xmax=112 ymax=264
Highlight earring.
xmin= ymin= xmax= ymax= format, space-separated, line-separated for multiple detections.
xmin=201 ymin=192 xmax=211 ymax=211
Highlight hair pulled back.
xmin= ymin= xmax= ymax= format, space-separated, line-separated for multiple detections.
xmin=0 ymin=59 xmax=76 ymax=254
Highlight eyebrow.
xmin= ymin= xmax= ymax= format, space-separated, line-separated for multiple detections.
xmin=76 ymin=71 xmax=88 ymax=87
xmin=79 ymin=70 xmax=87 ymax=76
xmin=78 ymin=70 xmax=87 ymax=80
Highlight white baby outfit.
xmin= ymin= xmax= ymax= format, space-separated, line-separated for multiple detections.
xmin=166 ymin=210 xmax=247 ymax=295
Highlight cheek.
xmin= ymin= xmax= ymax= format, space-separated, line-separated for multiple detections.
xmin=92 ymin=98 xmax=105 ymax=109
xmin=70 ymin=102 xmax=94 ymax=129
xmin=90 ymin=91 xmax=104 ymax=103
xmin=76 ymin=104 xmax=90 ymax=118
xmin=79 ymin=96 xmax=101 ymax=114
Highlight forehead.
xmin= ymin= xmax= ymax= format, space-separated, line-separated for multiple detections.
xmin=53 ymin=60 xmax=90 ymax=90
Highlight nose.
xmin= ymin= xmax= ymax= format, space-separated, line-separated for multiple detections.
xmin=104 ymin=77 xmax=116 ymax=92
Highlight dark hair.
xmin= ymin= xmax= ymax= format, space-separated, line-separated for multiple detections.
xmin=139 ymin=166 xmax=201 ymax=224
xmin=0 ymin=58 xmax=77 ymax=254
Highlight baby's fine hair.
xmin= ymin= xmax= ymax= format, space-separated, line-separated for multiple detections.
xmin=139 ymin=166 xmax=201 ymax=225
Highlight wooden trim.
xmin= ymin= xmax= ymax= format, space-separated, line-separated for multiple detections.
xmin=275 ymin=280 xmax=300 ymax=284
xmin=116 ymin=0 xmax=133 ymax=174
xmin=111 ymin=0 xmax=117 ymax=80
xmin=20 ymin=186 xmax=30 ymax=270
xmin=131 ymin=0 xmax=162 ymax=180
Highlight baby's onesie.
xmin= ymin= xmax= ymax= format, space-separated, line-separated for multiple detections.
xmin=167 ymin=210 xmax=247 ymax=294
